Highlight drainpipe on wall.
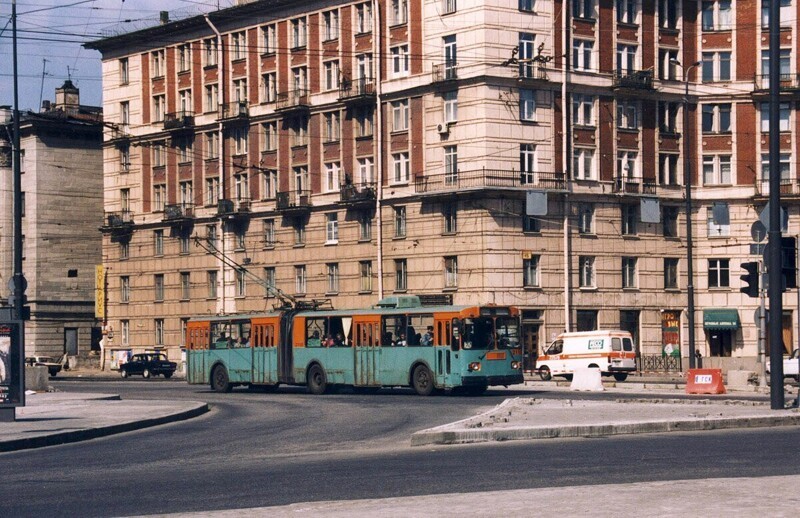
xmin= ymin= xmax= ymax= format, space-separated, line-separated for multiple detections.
xmin=561 ymin=0 xmax=571 ymax=332
xmin=205 ymin=14 xmax=227 ymax=314
xmin=373 ymin=0 xmax=384 ymax=300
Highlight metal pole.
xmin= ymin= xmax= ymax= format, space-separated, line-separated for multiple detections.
xmin=760 ymin=262 xmax=767 ymax=388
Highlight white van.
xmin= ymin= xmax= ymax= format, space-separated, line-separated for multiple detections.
xmin=536 ymin=330 xmax=636 ymax=382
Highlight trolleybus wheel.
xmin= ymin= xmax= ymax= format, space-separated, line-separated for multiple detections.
xmin=613 ymin=373 xmax=628 ymax=382
xmin=211 ymin=365 xmax=232 ymax=393
xmin=307 ymin=364 xmax=328 ymax=395
xmin=462 ymin=384 xmax=488 ymax=396
xmin=412 ymin=364 xmax=435 ymax=396
xmin=538 ymin=366 xmax=551 ymax=381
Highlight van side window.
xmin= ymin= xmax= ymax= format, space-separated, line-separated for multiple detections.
xmin=547 ymin=340 xmax=563 ymax=355
xmin=611 ymin=338 xmax=622 ymax=351
xmin=622 ymin=338 xmax=633 ymax=351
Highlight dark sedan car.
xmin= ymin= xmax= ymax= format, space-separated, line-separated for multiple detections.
xmin=119 ymin=353 xmax=177 ymax=379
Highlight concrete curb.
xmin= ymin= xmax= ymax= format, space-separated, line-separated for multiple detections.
xmin=0 ymin=401 xmax=209 ymax=453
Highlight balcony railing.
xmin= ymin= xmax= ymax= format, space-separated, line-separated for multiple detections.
xmin=106 ymin=210 xmax=134 ymax=227
xmin=755 ymin=178 xmax=798 ymax=196
xmin=276 ymin=190 xmax=311 ymax=210
xmin=612 ymin=177 xmax=658 ymax=195
xmin=163 ymin=111 xmax=195 ymax=130
xmin=753 ymin=73 xmax=800 ymax=91
xmin=432 ymin=63 xmax=458 ymax=82
xmin=217 ymin=198 xmax=251 ymax=215
xmin=163 ymin=203 xmax=195 ymax=220
xmin=612 ymin=69 xmax=654 ymax=90
xmin=518 ymin=65 xmax=549 ymax=81
xmin=339 ymin=182 xmax=377 ymax=203
xmin=220 ymin=101 xmax=248 ymax=120
xmin=339 ymin=77 xmax=375 ymax=101
xmin=276 ymin=89 xmax=310 ymax=112
xmin=414 ymin=169 xmax=566 ymax=193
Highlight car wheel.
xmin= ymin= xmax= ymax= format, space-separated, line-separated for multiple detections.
xmin=120 ymin=369 xmax=128 ymax=379
xmin=307 ymin=364 xmax=328 ymax=395
xmin=163 ymin=372 xmax=173 ymax=379
xmin=613 ymin=373 xmax=628 ymax=382
xmin=211 ymin=365 xmax=232 ymax=393
xmin=412 ymin=364 xmax=434 ymax=396
xmin=538 ymin=366 xmax=551 ymax=381
xmin=143 ymin=368 xmax=152 ymax=379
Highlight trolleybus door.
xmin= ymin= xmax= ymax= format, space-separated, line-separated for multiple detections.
xmin=434 ymin=318 xmax=453 ymax=386
xmin=354 ymin=320 xmax=380 ymax=386
xmin=252 ymin=323 xmax=277 ymax=384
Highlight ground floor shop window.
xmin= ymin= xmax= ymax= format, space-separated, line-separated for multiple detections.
xmin=576 ymin=310 xmax=597 ymax=331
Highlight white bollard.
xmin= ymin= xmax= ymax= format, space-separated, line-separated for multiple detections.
xmin=570 ymin=367 xmax=604 ymax=392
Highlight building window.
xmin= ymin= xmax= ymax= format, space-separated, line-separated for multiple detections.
xmin=262 ymin=24 xmax=276 ymax=54
xmin=234 ymin=173 xmax=249 ymax=202
xmin=324 ymin=162 xmax=341 ymax=192
xmin=617 ymin=151 xmax=638 ymax=180
xmin=443 ymin=203 xmax=457 ymax=234
xmin=701 ymin=103 xmax=732 ymax=133
xmin=357 ymin=3 xmax=373 ymax=33
xmin=153 ymin=184 xmax=166 ymax=211
xmin=617 ymin=101 xmax=638 ymax=129
xmin=295 ymin=265 xmax=306 ymax=294
xmin=395 ymin=259 xmax=408 ymax=291
xmin=153 ymin=229 xmax=164 ymax=256
xmin=701 ymin=0 xmax=733 ymax=31
xmin=664 ymin=258 xmax=679 ymax=289
xmin=572 ymin=39 xmax=594 ymax=71
xmin=262 ymin=121 xmax=277 ymax=151
xmin=523 ymin=256 xmax=540 ymax=287
xmin=578 ymin=203 xmax=594 ymax=234
xmin=616 ymin=44 xmax=638 ymax=74
xmin=120 ymin=241 xmax=129 ymax=260
xmin=392 ymin=100 xmax=409 ymax=131
xmin=262 ymin=72 xmax=277 ymax=103
xmin=205 ymin=131 xmax=219 ymax=159
xmin=232 ymin=78 xmax=248 ymax=104
xmin=443 ymin=35 xmax=457 ymax=77
xmin=207 ymin=270 xmax=218 ymax=298
xmin=291 ymin=116 xmax=308 ymax=147
xmin=519 ymin=0 xmax=535 ymax=11
xmin=761 ymin=153 xmax=791 ymax=181
xmin=573 ymin=0 xmax=596 ymax=19
xmin=708 ymin=258 xmax=730 ymax=288
xmin=263 ymin=219 xmax=276 ymax=247
xmin=579 ymin=256 xmax=596 ymax=288
xmin=263 ymin=267 xmax=276 ymax=294
xmin=178 ymin=44 xmax=191 ymax=73
xmin=391 ymin=0 xmax=409 ymax=25
xmin=659 ymin=0 xmax=678 ymax=28
xmin=236 ymin=269 xmax=246 ymax=297
xmin=152 ymin=94 xmax=165 ymax=122
xmin=291 ymin=17 xmax=307 ymax=48
xmin=702 ymin=51 xmax=731 ymax=82
xmin=121 ymin=276 xmax=130 ymax=303
xmin=324 ymin=111 xmax=341 ymax=142
xmin=659 ymin=49 xmax=679 ymax=80
xmin=205 ymin=84 xmax=219 ymax=113
xmin=326 ymin=213 xmax=339 ymax=243
xmin=444 ymin=256 xmax=458 ymax=288
xmin=572 ymin=94 xmax=594 ymax=126
xmin=180 ymin=235 xmax=190 ymax=255
xmin=204 ymin=38 xmax=218 ymax=66
xmin=707 ymin=205 xmax=731 ymax=236
xmin=359 ymin=212 xmax=373 ymax=241
xmin=659 ymin=154 xmax=679 ymax=185
xmin=155 ymin=319 xmax=164 ymax=346
xmin=621 ymin=205 xmax=637 ymax=235
xmin=292 ymin=67 xmax=308 ymax=92
xmin=234 ymin=228 xmax=246 ymax=251
xmin=622 ymin=257 xmax=638 ymax=289
xmin=760 ymin=102 xmax=790 ymax=132
xmin=293 ymin=219 xmax=306 ymax=245
xmin=119 ymin=58 xmax=129 ymax=84
xmin=360 ymin=261 xmax=373 ymax=292
xmin=323 ymin=10 xmax=339 ymax=40
xmin=659 ymin=101 xmax=679 ymax=134
xmin=293 ymin=165 xmax=309 ymax=193
xmin=151 ymin=49 xmax=165 ymax=77
xmin=520 ymin=89 xmax=536 ymax=121
xmin=358 ymin=157 xmax=375 ymax=184
xmin=120 ymin=101 xmax=130 ymax=131
xmin=324 ymin=61 xmax=340 ymax=91
xmin=663 ymin=206 xmax=679 ymax=237
xmin=762 ymin=0 xmax=793 ymax=27
xmin=356 ymin=105 xmax=374 ymax=137
xmin=520 ymin=144 xmax=536 ymax=184
xmin=326 ymin=263 xmax=340 ymax=294
xmin=206 ymin=177 xmax=219 ymax=205
xmin=180 ymin=272 xmax=190 ymax=300
xmin=617 ymin=0 xmax=637 ymax=24
xmin=391 ymin=45 xmax=410 ymax=76
xmin=154 ymin=274 xmax=164 ymax=301
xmin=576 ymin=310 xmax=598 ymax=331
xmin=443 ymin=91 xmax=458 ymax=123
xmin=445 ymin=145 xmax=458 ymax=184
xmin=523 ymin=215 xmax=541 ymax=233
xmin=261 ymin=170 xmax=277 ymax=199
xmin=206 ymin=224 xmax=218 ymax=252
xmin=121 ymin=320 xmax=130 ymax=346
xmin=702 ymin=155 xmax=732 ymax=185
xmin=573 ymin=148 xmax=596 ymax=180
xmin=392 ymin=152 xmax=410 ymax=184
xmin=176 ymin=136 xmax=192 ymax=163
xmin=394 ymin=206 xmax=407 ymax=237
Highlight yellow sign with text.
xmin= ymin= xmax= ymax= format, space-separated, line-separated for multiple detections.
xmin=95 ymin=265 xmax=105 ymax=319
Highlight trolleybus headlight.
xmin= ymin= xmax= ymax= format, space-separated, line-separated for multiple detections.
xmin=468 ymin=362 xmax=481 ymax=372
xmin=511 ymin=361 xmax=521 ymax=370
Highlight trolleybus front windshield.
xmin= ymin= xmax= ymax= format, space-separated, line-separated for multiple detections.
xmin=462 ymin=317 xmax=520 ymax=350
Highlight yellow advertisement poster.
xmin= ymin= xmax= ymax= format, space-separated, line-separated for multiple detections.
xmin=95 ymin=264 xmax=105 ymax=319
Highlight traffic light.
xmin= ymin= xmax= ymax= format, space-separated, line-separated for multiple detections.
xmin=782 ymin=237 xmax=797 ymax=290
xmin=740 ymin=261 xmax=759 ymax=298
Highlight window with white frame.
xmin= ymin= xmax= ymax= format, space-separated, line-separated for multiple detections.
xmin=120 ymin=101 xmax=130 ymax=130
xmin=659 ymin=0 xmax=678 ymax=28
xmin=443 ymin=35 xmax=457 ymax=77
xmin=295 ymin=265 xmax=306 ymax=294
xmin=293 ymin=67 xmax=308 ymax=91
xmin=578 ymin=203 xmax=595 ymax=234
xmin=444 ymin=256 xmax=458 ymax=288
xmin=154 ymin=274 xmax=164 ymax=301
xmin=391 ymin=0 xmax=408 ymax=24
xmin=395 ymin=206 xmax=407 ymax=237
xmin=324 ymin=111 xmax=340 ymax=142
xmin=206 ymin=132 xmax=219 ymax=159
xmin=262 ymin=121 xmax=277 ymax=151
xmin=121 ymin=276 xmax=130 ymax=303
xmin=760 ymin=102 xmax=790 ymax=132
xmin=152 ymin=141 xmax=165 ymax=167
xmin=356 ymin=53 xmax=373 ymax=82
xmin=262 ymin=169 xmax=277 ymax=199
xmin=573 ymin=148 xmax=596 ymax=180
xmin=392 ymin=152 xmax=410 ymax=184
xmin=391 ymin=45 xmax=409 ymax=76
xmin=573 ymin=40 xmax=594 ymax=71
xmin=520 ymin=144 xmax=536 ymax=184
xmin=703 ymin=155 xmax=731 ymax=185
xmin=617 ymin=100 xmax=638 ymax=129
xmin=761 ymin=153 xmax=791 ymax=181
xmin=291 ymin=116 xmax=308 ymax=147
xmin=659 ymin=101 xmax=680 ymax=133
xmin=178 ymin=44 xmax=191 ymax=73
xmin=659 ymin=48 xmax=679 ymax=80
xmin=616 ymin=44 xmax=638 ymax=74
xmin=519 ymin=33 xmax=536 ymax=78
xmin=233 ymin=126 xmax=248 ymax=155
xmin=621 ymin=204 xmax=638 ymax=235
xmin=445 ymin=0 xmax=458 ymax=13
xmin=617 ymin=151 xmax=638 ymax=180
xmin=707 ymin=258 xmax=730 ymax=287
xmin=444 ymin=91 xmax=458 ymax=123
xmin=702 ymin=51 xmax=731 ymax=82
xmin=153 ymin=94 xmax=165 ymax=122
xmin=701 ymin=0 xmax=732 ymax=31
xmin=572 ymin=94 xmax=594 ymax=126
xmin=519 ymin=0 xmax=535 ymax=12
xmin=206 ymin=224 xmax=218 ymax=252
xmin=205 ymin=84 xmax=219 ymax=113
xmin=327 ymin=263 xmax=340 ymax=293
xmin=444 ymin=146 xmax=458 ymax=184
xmin=324 ymin=162 xmax=341 ymax=192
xmin=263 ymin=219 xmax=276 ymax=247
xmin=356 ymin=105 xmax=374 ymax=137
xmin=359 ymin=212 xmax=373 ymax=241
xmin=120 ymin=143 xmax=130 ymax=172
xmin=207 ymin=270 xmax=218 ymax=298
xmin=263 ymin=267 xmax=275 ymax=293
xmin=360 ymin=261 xmax=373 ymax=292
xmin=324 ymin=61 xmax=340 ymax=91
xmin=236 ymin=269 xmax=246 ymax=297
xmin=443 ymin=203 xmax=457 ymax=234
xmin=392 ymin=100 xmax=409 ymax=131
xmin=179 ymin=89 xmax=192 ymax=113
xmin=762 ymin=0 xmax=793 ymax=27
xmin=707 ymin=205 xmax=731 ymax=235
xmin=663 ymin=206 xmax=679 ymax=237
xmin=573 ymin=0 xmax=596 ymax=19
xmin=659 ymin=153 xmax=679 ymax=185
xmin=179 ymin=181 xmax=193 ymax=206
xmin=233 ymin=78 xmax=247 ymax=103
xmin=231 ymin=32 xmax=246 ymax=60
xmin=234 ymin=173 xmax=248 ymax=201
xmin=523 ymin=256 xmax=540 ymax=287
xmin=155 ymin=319 xmax=164 ymax=345
xmin=326 ymin=213 xmax=339 ymax=243
xmin=357 ymin=3 xmax=373 ymax=33
xmin=358 ymin=157 xmax=374 ymax=184
xmin=520 ymin=89 xmax=536 ymax=121
xmin=395 ymin=259 xmax=407 ymax=291
xmin=176 ymin=136 xmax=192 ymax=163
xmin=622 ymin=257 xmax=638 ymax=289
xmin=204 ymin=38 xmax=218 ymax=66
xmin=617 ymin=0 xmax=637 ymax=23
xmin=151 ymin=49 xmax=165 ymax=77
xmin=294 ymin=219 xmax=306 ymax=245
xmin=293 ymin=165 xmax=308 ymax=193
xmin=664 ymin=258 xmax=679 ymax=289
xmin=262 ymin=72 xmax=276 ymax=103
xmin=701 ymin=104 xmax=731 ymax=133
xmin=181 ymin=272 xmax=191 ymax=300
xmin=154 ymin=230 xmax=164 ymax=255
xmin=121 ymin=188 xmax=130 ymax=212
xmin=121 ymin=320 xmax=130 ymax=345
xmin=206 ymin=177 xmax=219 ymax=205
xmin=262 ymin=24 xmax=276 ymax=54
xmin=323 ymin=10 xmax=339 ymax=40
xmin=119 ymin=58 xmax=129 ymax=84
xmin=579 ymin=256 xmax=596 ymax=287
xmin=291 ymin=17 xmax=307 ymax=48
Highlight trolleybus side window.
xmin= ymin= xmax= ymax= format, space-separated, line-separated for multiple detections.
xmin=306 ymin=318 xmax=325 ymax=347
xmin=234 ymin=322 xmax=251 ymax=347
xmin=211 ymin=322 xmax=231 ymax=349
xmin=407 ymin=314 xmax=433 ymax=346
xmin=382 ymin=316 xmax=408 ymax=346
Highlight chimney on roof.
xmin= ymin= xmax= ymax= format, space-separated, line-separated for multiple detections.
xmin=41 ymin=100 xmax=51 ymax=113
xmin=160 ymin=11 xmax=169 ymax=25
xmin=55 ymin=80 xmax=79 ymax=115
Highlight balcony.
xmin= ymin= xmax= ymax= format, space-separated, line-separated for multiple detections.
xmin=163 ymin=202 xmax=194 ymax=221
xmin=217 ymin=198 xmax=251 ymax=221
xmin=414 ymin=169 xmax=567 ymax=194
xmin=338 ymin=182 xmax=376 ymax=207
xmin=755 ymin=178 xmax=799 ymax=198
xmin=612 ymin=69 xmax=655 ymax=91
xmin=612 ymin=177 xmax=658 ymax=195
xmin=276 ymin=190 xmax=311 ymax=214
xmin=103 ymin=210 xmax=134 ymax=242
xmin=752 ymin=74 xmax=800 ymax=97
xmin=219 ymin=101 xmax=249 ymax=121
xmin=518 ymin=65 xmax=549 ymax=82
xmin=339 ymin=77 xmax=375 ymax=103
xmin=163 ymin=111 xmax=195 ymax=131
xmin=432 ymin=63 xmax=458 ymax=83
xmin=275 ymin=89 xmax=310 ymax=114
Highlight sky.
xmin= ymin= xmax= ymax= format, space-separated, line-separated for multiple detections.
xmin=1 ymin=0 xmax=237 ymax=112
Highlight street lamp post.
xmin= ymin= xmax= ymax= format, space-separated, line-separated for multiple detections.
xmin=672 ymin=59 xmax=702 ymax=370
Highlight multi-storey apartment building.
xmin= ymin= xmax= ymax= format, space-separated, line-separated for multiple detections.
xmin=0 ymin=81 xmax=104 ymax=362
xmin=85 ymin=0 xmax=800 ymax=374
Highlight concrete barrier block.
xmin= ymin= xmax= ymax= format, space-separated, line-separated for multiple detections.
xmin=570 ymin=368 xmax=604 ymax=392
xmin=727 ymin=370 xmax=754 ymax=390
xmin=24 ymin=366 xmax=49 ymax=392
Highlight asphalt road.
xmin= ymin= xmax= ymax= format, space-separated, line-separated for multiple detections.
xmin=2 ymin=380 xmax=799 ymax=517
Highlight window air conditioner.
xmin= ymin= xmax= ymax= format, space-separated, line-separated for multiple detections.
xmin=437 ymin=122 xmax=450 ymax=135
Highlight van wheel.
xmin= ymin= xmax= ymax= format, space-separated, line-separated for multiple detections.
xmin=613 ymin=373 xmax=628 ymax=382
xmin=307 ymin=364 xmax=328 ymax=395
xmin=563 ymin=374 xmax=573 ymax=381
xmin=538 ymin=366 xmax=551 ymax=381
xmin=588 ymin=364 xmax=599 ymax=369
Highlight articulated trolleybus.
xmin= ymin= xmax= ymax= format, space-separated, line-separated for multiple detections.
xmin=186 ymin=296 xmax=523 ymax=396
